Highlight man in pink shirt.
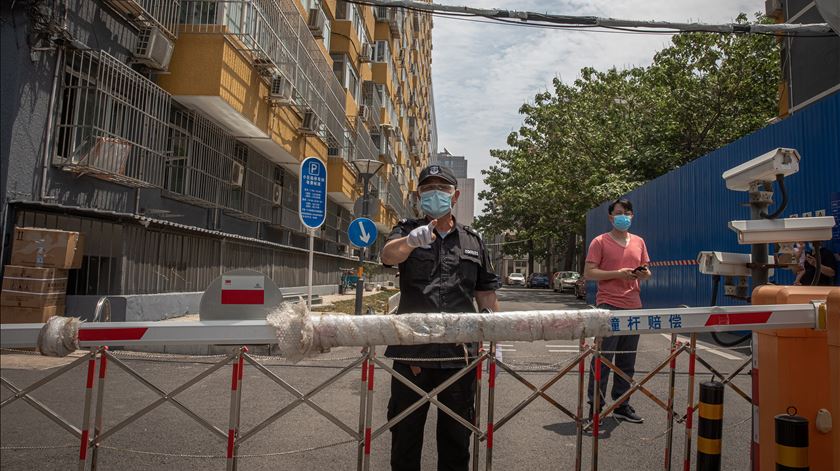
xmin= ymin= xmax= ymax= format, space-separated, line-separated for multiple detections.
xmin=583 ymin=199 xmax=651 ymax=426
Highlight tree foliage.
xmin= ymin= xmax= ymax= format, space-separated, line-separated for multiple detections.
xmin=476 ymin=14 xmax=780 ymax=268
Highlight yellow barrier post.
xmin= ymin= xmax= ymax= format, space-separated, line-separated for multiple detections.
xmin=697 ymin=381 xmax=724 ymax=470
xmin=775 ymin=410 xmax=809 ymax=470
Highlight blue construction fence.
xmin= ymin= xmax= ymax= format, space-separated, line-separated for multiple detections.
xmin=585 ymin=92 xmax=840 ymax=309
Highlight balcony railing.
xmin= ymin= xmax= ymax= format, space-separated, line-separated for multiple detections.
xmin=374 ymin=6 xmax=402 ymax=38
xmin=55 ymin=50 xmax=172 ymax=188
xmin=106 ymin=0 xmax=182 ymax=38
xmin=166 ymin=110 xmax=273 ymax=222
xmin=386 ymin=173 xmax=406 ymax=218
xmin=362 ymin=81 xmax=383 ymax=131
xmin=180 ymin=0 xmax=346 ymax=146
xmin=351 ymin=117 xmax=379 ymax=163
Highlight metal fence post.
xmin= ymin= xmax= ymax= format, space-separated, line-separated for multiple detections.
xmin=362 ymin=347 xmax=376 ymax=471
xmin=485 ymin=342 xmax=497 ymax=471
xmin=357 ymin=348 xmax=369 ymax=471
xmin=226 ymin=348 xmax=244 ymax=471
xmin=90 ymin=347 xmax=109 ymax=471
xmin=682 ymin=334 xmax=698 ymax=471
xmin=77 ymin=349 xmax=98 ymax=471
xmin=575 ymin=337 xmax=586 ymax=471
xmin=232 ymin=347 xmax=247 ymax=471
xmin=664 ymin=334 xmax=678 ymax=470
xmin=591 ymin=337 xmax=602 ymax=471
xmin=472 ymin=346 xmax=485 ymax=471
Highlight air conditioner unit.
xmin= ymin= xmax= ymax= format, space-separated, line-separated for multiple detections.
xmin=75 ymin=136 xmax=132 ymax=174
xmin=410 ymin=145 xmax=419 ymax=155
xmin=359 ymin=105 xmax=370 ymax=122
xmin=299 ymin=110 xmax=321 ymax=134
xmin=272 ymin=183 xmax=283 ymax=206
xmin=134 ymin=27 xmax=174 ymax=70
xmin=270 ymin=75 xmax=294 ymax=104
xmin=360 ymin=42 xmax=373 ymax=62
xmin=230 ymin=161 xmax=245 ymax=187
xmin=308 ymin=8 xmax=326 ymax=37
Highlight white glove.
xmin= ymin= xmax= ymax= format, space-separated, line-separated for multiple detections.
xmin=406 ymin=220 xmax=437 ymax=248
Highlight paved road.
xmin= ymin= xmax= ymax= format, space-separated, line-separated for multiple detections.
xmin=1 ymin=288 xmax=752 ymax=470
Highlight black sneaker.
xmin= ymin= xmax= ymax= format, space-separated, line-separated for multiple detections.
xmin=582 ymin=405 xmax=603 ymax=432
xmin=582 ymin=417 xmax=604 ymax=434
xmin=613 ymin=404 xmax=644 ymax=423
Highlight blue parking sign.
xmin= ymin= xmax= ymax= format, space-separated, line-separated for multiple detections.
xmin=299 ymin=157 xmax=327 ymax=229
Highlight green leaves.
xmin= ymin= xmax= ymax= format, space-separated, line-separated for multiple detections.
xmin=477 ymin=13 xmax=781 ymax=264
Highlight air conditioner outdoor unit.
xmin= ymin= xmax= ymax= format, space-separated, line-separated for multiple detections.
xmin=135 ymin=27 xmax=174 ymax=70
xmin=230 ymin=161 xmax=245 ymax=187
xmin=74 ymin=136 xmax=132 ymax=174
xmin=308 ymin=8 xmax=326 ymax=37
xmin=410 ymin=145 xmax=418 ymax=155
xmin=360 ymin=42 xmax=373 ymax=62
xmin=270 ymin=75 xmax=295 ymax=104
xmin=359 ymin=105 xmax=370 ymax=122
xmin=272 ymin=183 xmax=283 ymax=206
xmin=300 ymin=111 xmax=321 ymax=134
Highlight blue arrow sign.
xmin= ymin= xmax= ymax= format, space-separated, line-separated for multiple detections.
xmin=299 ymin=157 xmax=327 ymax=230
xmin=348 ymin=217 xmax=378 ymax=248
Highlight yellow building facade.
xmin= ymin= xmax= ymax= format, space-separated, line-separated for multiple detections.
xmin=158 ymin=0 xmax=436 ymax=237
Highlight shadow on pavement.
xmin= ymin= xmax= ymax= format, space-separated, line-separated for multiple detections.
xmin=543 ymin=416 xmax=622 ymax=438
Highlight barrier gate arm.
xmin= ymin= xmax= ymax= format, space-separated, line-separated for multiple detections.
xmin=0 ymin=303 xmax=823 ymax=350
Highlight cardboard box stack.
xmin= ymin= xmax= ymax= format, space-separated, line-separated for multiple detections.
xmin=1 ymin=227 xmax=84 ymax=323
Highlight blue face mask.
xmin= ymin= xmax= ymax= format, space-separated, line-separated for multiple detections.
xmin=612 ymin=214 xmax=632 ymax=232
xmin=420 ymin=190 xmax=453 ymax=218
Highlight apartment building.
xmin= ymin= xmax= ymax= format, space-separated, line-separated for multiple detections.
xmin=0 ymin=0 xmax=436 ymax=297
xmin=432 ymin=149 xmax=474 ymax=226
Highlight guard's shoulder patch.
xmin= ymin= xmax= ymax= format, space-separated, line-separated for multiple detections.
xmin=463 ymin=226 xmax=482 ymax=239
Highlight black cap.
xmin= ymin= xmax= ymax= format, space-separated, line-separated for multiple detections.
xmin=418 ymin=164 xmax=458 ymax=186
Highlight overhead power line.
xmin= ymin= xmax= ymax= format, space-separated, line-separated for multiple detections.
xmin=345 ymin=0 xmax=838 ymax=37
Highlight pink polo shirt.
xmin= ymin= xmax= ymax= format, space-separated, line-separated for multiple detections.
xmin=586 ymin=233 xmax=650 ymax=309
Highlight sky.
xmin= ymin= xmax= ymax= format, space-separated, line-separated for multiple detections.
xmin=431 ymin=0 xmax=758 ymax=216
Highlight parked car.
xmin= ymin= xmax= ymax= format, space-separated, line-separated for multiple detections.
xmin=552 ymin=271 xmax=580 ymax=292
xmin=526 ymin=273 xmax=550 ymax=289
xmin=574 ymin=276 xmax=587 ymax=300
xmin=506 ymin=272 xmax=526 ymax=286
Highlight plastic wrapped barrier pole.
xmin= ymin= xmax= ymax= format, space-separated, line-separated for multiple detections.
xmin=267 ymin=303 xmax=613 ymax=363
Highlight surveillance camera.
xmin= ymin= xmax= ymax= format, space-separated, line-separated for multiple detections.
xmin=728 ymin=216 xmax=835 ymax=245
xmin=697 ymin=251 xmax=775 ymax=277
xmin=722 ymin=148 xmax=801 ymax=191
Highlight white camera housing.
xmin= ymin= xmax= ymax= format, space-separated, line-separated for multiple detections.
xmin=728 ymin=216 xmax=835 ymax=244
xmin=697 ymin=251 xmax=775 ymax=277
xmin=722 ymin=148 xmax=801 ymax=191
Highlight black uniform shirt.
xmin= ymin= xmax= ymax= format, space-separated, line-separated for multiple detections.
xmin=384 ymin=218 xmax=500 ymax=368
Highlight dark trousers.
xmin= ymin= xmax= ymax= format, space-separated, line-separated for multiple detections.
xmin=587 ymin=304 xmax=640 ymax=409
xmin=388 ymin=361 xmax=476 ymax=471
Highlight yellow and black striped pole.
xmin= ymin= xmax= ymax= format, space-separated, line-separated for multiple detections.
xmin=775 ymin=409 xmax=809 ymax=470
xmin=697 ymin=381 xmax=724 ymax=470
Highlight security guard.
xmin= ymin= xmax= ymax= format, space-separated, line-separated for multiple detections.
xmin=380 ymin=164 xmax=500 ymax=471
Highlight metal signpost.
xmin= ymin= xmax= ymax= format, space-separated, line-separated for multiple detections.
xmin=299 ymin=157 xmax=327 ymax=309
xmin=348 ymin=217 xmax=378 ymax=316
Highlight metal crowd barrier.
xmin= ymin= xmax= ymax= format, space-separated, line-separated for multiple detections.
xmin=0 ymin=302 xmax=825 ymax=470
